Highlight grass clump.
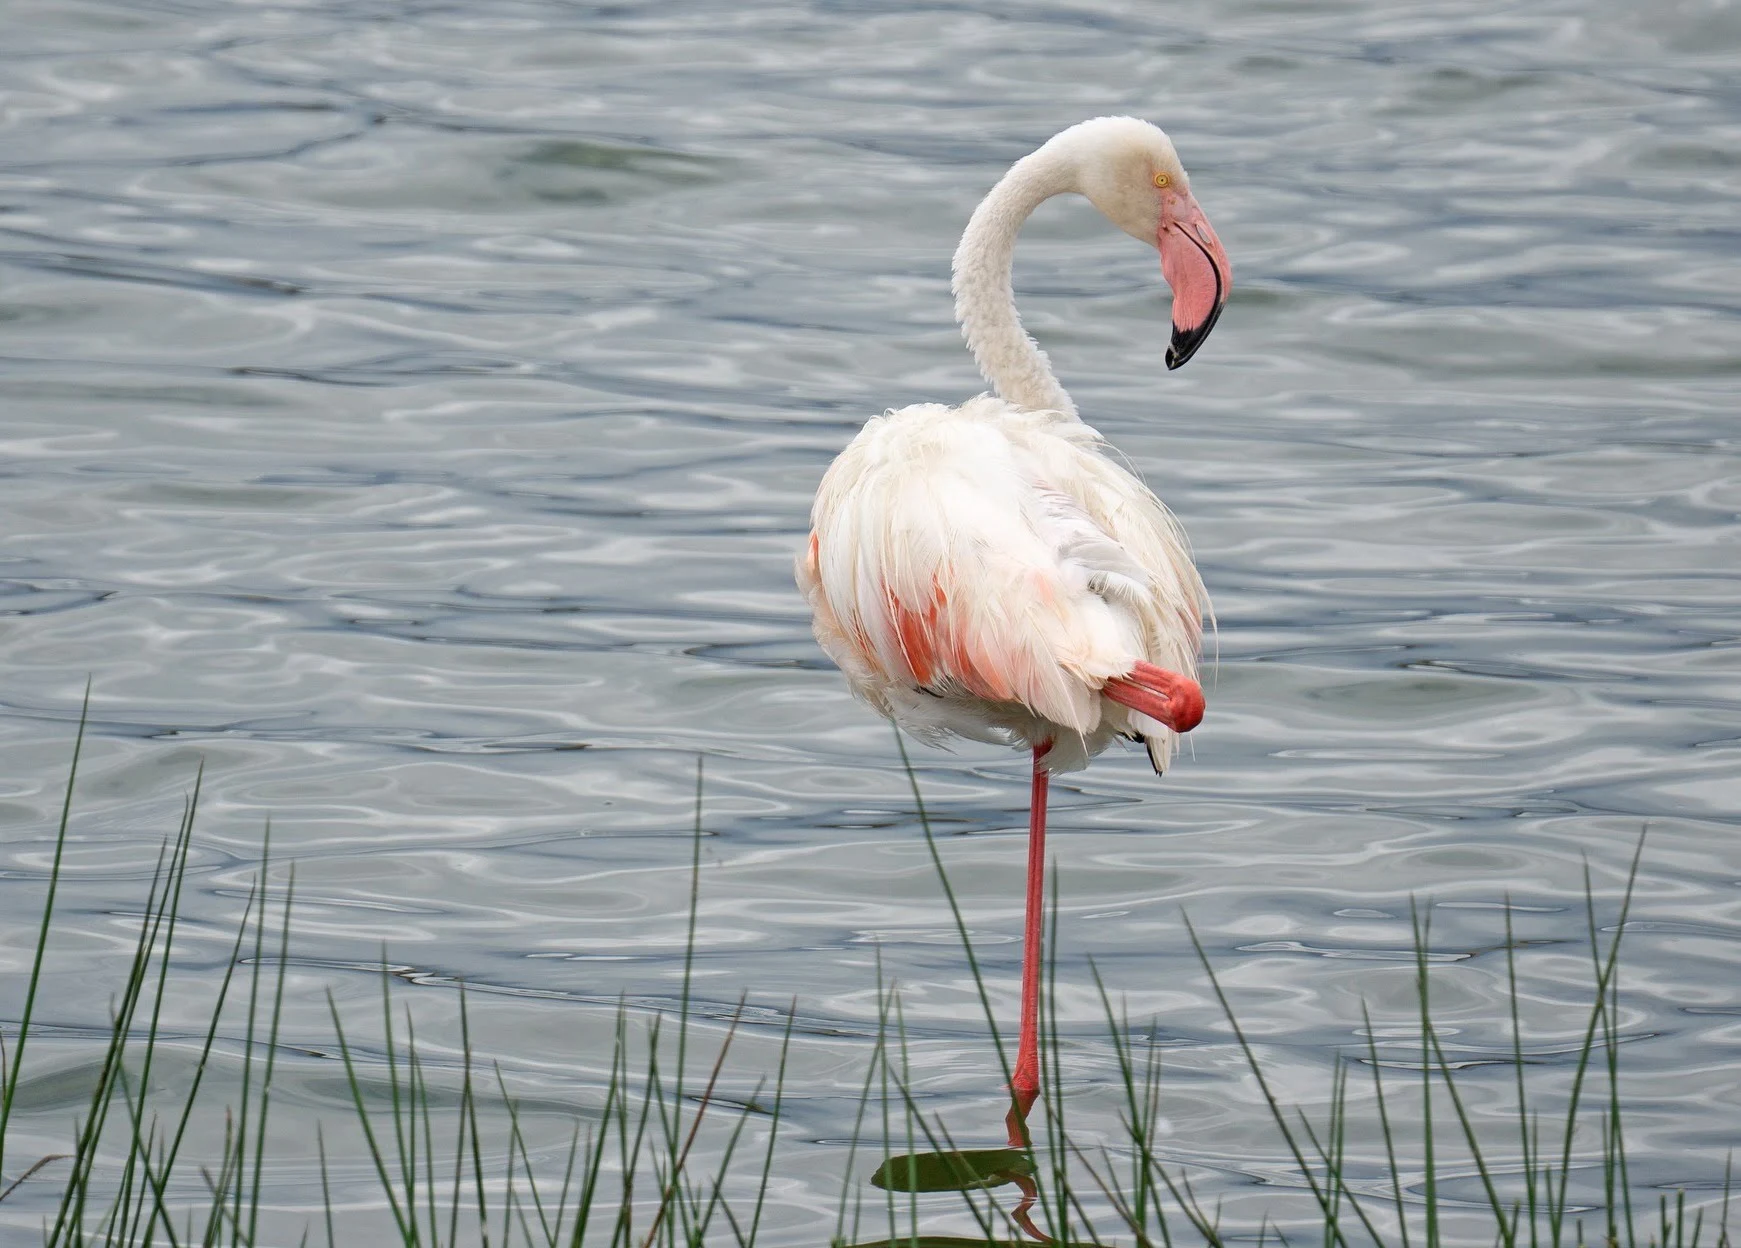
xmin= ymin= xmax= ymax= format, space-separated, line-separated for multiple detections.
xmin=0 ymin=719 xmax=1730 ymax=1247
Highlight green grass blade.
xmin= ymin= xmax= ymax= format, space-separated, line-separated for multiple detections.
xmin=1549 ymin=851 xmax=1641 ymax=1244
xmin=48 ymin=820 xmax=186 ymax=1248
xmin=245 ymin=859 xmax=294 ymax=1248
xmin=1184 ymin=914 xmax=1353 ymax=1248
xmin=1424 ymin=1022 xmax=1513 ymax=1243
xmin=327 ymin=989 xmax=415 ymax=1244
xmin=896 ymin=733 xmax=1015 ymax=1089
xmin=461 ymin=986 xmax=493 ymax=1248
xmin=1504 ymin=897 xmax=1538 ymax=1248
xmin=745 ymin=1003 xmax=797 ymax=1248
xmin=1361 ymin=1001 xmax=1411 ymax=1248
xmin=1411 ymin=901 xmax=1438 ymax=1248
xmin=0 ymin=684 xmax=90 ymax=1189
xmin=318 ymin=1125 xmax=337 ymax=1248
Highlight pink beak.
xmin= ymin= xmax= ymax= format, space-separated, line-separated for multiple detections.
xmin=1157 ymin=188 xmax=1232 ymax=369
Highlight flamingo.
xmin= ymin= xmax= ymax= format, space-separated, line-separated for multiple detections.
xmin=797 ymin=117 xmax=1230 ymax=1138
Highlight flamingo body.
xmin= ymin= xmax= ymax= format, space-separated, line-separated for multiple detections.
xmin=799 ymin=394 xmax=1205 ymax=774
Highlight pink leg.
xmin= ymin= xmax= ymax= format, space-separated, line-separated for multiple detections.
xmin=1007 ymin=1170 xmax=1046 ymax=1242
xmin=1006 ymin=743 xmax=1049 ymax=1146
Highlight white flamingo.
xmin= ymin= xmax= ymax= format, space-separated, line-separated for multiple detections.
xmin=797 ymin=116 xmax=1230 ymax=1136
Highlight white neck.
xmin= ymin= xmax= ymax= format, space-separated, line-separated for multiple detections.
xmin=951 ymin=151 xmax=1077 ymax=417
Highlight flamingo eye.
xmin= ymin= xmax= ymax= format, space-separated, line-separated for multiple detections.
xmin=1152 ymin=172 xmax=1171 ymax=188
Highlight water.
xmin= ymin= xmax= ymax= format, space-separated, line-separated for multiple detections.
xmin=1 ymin=0 xmax=1738 ymax=1240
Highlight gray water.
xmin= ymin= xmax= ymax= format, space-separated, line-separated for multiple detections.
xmin=2 ymin=0 xmax=1739 ymax=1241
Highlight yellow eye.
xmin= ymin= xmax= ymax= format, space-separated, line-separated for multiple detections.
xmin=1152 ymin=171 xmax=1171 ymax=188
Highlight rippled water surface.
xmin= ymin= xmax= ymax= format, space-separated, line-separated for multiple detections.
xmin=2 ymin=0 xmax=1738 ymax=1241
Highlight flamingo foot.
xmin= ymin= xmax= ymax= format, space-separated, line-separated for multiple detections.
xmin=1102 ymin=661 xmax=1205 ymax=733
xmin=1005 ymin=1062 xmax=1040 ymax=1147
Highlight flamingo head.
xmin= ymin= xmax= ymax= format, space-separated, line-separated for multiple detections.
xmin=1045 ymin=116 xmax=1233 ymax=370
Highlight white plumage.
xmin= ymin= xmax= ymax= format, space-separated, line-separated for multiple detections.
xmin=801 ymin=395 xmax=1203 ymax=773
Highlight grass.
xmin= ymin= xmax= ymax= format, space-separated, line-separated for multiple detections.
xmin=0 ymin=719 xmax=1730 ymax=1247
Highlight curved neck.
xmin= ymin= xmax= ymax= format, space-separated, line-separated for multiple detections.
xmin=951 ymin=153 xmax=1077 ymax=417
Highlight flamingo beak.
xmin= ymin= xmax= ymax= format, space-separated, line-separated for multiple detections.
xmin=1158 ymin=189 xmax=1232 ymax=370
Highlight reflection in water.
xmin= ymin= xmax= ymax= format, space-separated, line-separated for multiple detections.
xmin=872 ymin=1149 xmax=1046 ymax=1243
xmin=838 ymin=1240 xmax=1096 ymax=1248
xmin=838 ymin=1239 xmax=1100 ymax=1248
xmin=870 ymin=1149 xmax=1034 ymax=1193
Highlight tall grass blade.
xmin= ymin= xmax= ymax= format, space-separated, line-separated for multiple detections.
xmin=896 ymin=734 xmax=1015 ymax=1092
xmin=1183 ymin=915 xmax=1353 ymax=1248
xmin=0 ymin=682 xmax=90 ymax=1192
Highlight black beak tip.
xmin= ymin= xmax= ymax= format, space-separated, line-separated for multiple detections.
xmin=1166 ymin=301 xmax=1227 ymax=371
xmin=1166 ymin=325 xmax=1206 ymax=370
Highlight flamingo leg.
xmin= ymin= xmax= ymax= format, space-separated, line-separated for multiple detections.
xmin=1007 ymin=743 xmax=1050 ymax=1146
xmin=1007 ymin=1171 xmax=1046 ymax=1242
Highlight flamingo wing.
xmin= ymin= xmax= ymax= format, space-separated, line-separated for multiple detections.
xmin=799 ymin=397 xmax=1204 ymax=763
